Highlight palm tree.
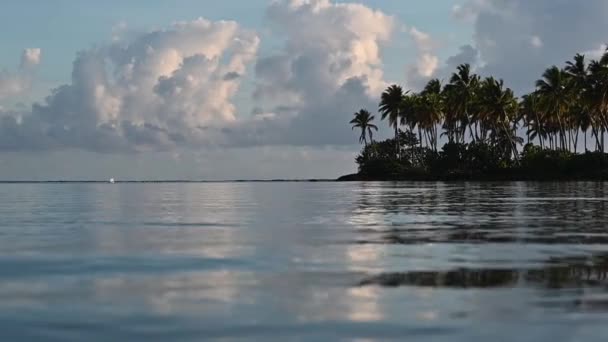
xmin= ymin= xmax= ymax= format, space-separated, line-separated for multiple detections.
xmin=350 ymin=109 xmax=378 ymax=147
xmin=565 ymin=54 xmax=590 ymax=152
xmin=418 ymin=79 xmax=444 ymax=151
xmin=444 ymin=64 xmax=480 ymax=143
xmin=477 ymin=77 xmax=520 ymax=160
xmin=587 ymin=50 xmax=608 ymax=152
xmin=536 ymin=66 xmax=571 ymax=151
xmin=379 ymin=84 xmax=408 ymax=156
xmin=521 ymin=92 xmax=547 ymax=148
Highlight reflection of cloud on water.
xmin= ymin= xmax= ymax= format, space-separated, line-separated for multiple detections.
xmin=346 ymin=286 xmax=383 ymax=322
xmin=0 ymin=281 xmax=51 ymax=309
xmin=78 ymin=183 xmax=259 ymax=262
xmin=346 ymin=245 xmax=384 ymax=272
xmin=92 ymin=271 xmax=257 ymax=316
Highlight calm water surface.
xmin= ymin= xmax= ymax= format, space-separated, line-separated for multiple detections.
xmin=1 ymin=182 xmax=608 ymax=341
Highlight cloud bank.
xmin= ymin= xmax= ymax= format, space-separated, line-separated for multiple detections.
xmin=2 ymin=0 xmax=608 ymax=154
xmin=437 ymin=0 xmax=608 ymax=93
xmin=0 ymin=19 xmax=259 ymax=152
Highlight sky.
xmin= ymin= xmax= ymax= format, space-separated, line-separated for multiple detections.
xmin=0 ymin=0 xmax=607 ymax=180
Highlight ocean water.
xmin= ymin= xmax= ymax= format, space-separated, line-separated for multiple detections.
xmin=1 ymin=182 xmax=608 ymax=341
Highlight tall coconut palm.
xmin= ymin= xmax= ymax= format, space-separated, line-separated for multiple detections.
xmin=418 ymin=79 xmax=444 ymax=151
xmin=444 ymin=64 xmax=480 ymax=143
xmin=350 ymin=109 xmax=378 ymax=147
xmin=521 ymin=92 xmax=547 ymax=148
xmin=536 ymin=66 xmax=571 ymax=151
xmin=379 ymin=84 xmax=408 ymax=156
xmin=565 ymin=54 xmax=590 ymax=151
xmin=477 ymin=77 xmax=520 ymax=160
xmin=587 ymin=50 xmax=608 ymax=151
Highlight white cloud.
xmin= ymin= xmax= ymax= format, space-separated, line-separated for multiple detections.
xmin=0 ymin=19 xmax=259 ymax=152
xmin=20 ymin=48 xmax=41 ymax=68
xmin=0 ymin=72 xmax=26 ymax=99
xmin=247 ymin=0 xmax=395 ymax=146
xmin=256 ymin=0 xmax=394 ymax=101
xmin=416 ymin=53 xmax=439 ymax=78
xmin=529 ymin=35 xmax=543 ymax=49
xmin=0 ymin=1 xmax=399 ymax=152
xmin=404 ymin=27 xmax=442 ymax=89
xmin=451 ymin=0 xmax=491 ymax=23
xmin=409 ymin=27 xmax=436 ymax=52
xmin=0 ymin=49 xmax=42 ymax=100
xmin=583 ymin=44 xmax=608 ymax=60
xmin=0 ymin=0 xmax=407 ymax=156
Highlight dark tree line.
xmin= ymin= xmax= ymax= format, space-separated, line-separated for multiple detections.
xmin=348 ymin=50 xmax=608 ymax=180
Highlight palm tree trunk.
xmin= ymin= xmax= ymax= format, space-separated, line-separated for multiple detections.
xmin=584 ymin=129 xmax=587 ymax=152
xmin=395 ymin=125 xmax=399 ymax=158
xmin=601 ymin=127 xmax=606 ymax=153
xmin=576 ymin=128 xmax=580 ymax=152
xmin=435 ymin=126 xmax=439 ymax=151
xmin=592 ymin=126 xmax=601 ymax=152
xmin=539 ymin=135 xmax=544 ymax=149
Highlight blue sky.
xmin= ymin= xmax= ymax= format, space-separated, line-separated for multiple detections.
xmin=0 ymin=0 xmax=606 ymax=180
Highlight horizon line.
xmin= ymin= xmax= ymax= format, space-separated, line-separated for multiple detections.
xmin=0 ymin=179 xmax=339 ymax=184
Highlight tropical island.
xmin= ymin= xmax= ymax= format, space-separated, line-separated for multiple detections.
xmin=339 ymin=51 xmax=608 ymax=181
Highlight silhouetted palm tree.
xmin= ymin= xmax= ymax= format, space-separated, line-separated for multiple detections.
xmin=521 ymin=92 xmax=547 ymax=148
xmin=444 ymin=64 xmax=480 ymax=143
xmin=350 ymin=109 xmax=378 ymax=147
xmin=587 ymin=50 xmax=608 ymax=151
xmin=379 ymin=84 xmax=408 ymax=156
xmin=478 ymin=77 xmax=520 ymax=159
xmin=536 ymin=66 xmax=571 ymax=150
xmin=417 ymin=79 xmax=444 ymax=151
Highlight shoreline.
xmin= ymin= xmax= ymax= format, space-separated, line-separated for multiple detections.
xmin=337 ymin=173 xmax=608 ymax=182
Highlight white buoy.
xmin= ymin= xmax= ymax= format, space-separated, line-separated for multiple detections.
xmin=109 ymin=178 xmax=115 ymax=184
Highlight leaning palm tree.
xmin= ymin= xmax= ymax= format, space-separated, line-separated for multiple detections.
xmin=350 ymin=109 xmax=378 ymax=147
xmin=379 ymin=84 xmax=408 ymax=156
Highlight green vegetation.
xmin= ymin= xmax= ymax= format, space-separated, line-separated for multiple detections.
xmin=343 ymin=50 xmax=608 ymax=181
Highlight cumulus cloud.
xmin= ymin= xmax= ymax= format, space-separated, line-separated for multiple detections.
xmin=415 ymin=53 xmax=440 ymax=78
xmin=404 ymin=26 xmax=443 ymax=89
xmin=247 ymin=0 xmax=395 ymax=146
xmin=450 ymin=0 xmax=608 ymax=93
xmin=0 ymin=0 xmax=400 ymax=152
xmin=451 ymin=1 xmax=488 ymax=22
xmin=20 ymin=48 xmax=41 ymax=68
xmin=255 ymin=0 xmax=394 ymax=100
xmin=0 ymin=19 xmax=259 ymax=152
xmin=0 ymin=49 xmax=42 ymax=100
xmin=409 ymin=27 xmax=436 ymax=52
